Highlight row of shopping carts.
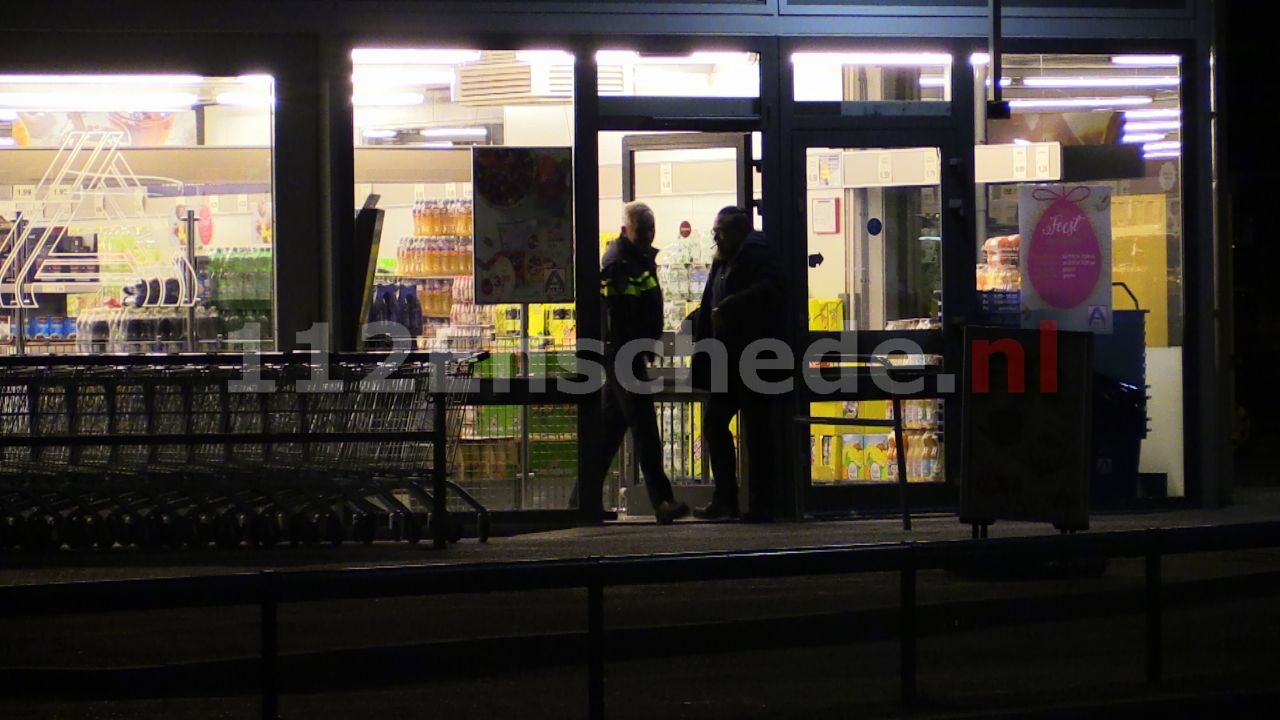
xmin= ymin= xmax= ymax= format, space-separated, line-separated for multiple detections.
xmin=0 ymin=351 xmax=490 ymax=551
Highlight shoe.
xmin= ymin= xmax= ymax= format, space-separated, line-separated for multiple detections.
xmin=692 ymin=500 xmax=740 ymax=520
xmin=654 ymin=500 xmax=690 ymax=525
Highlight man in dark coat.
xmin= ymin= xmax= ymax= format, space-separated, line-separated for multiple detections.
xmin=578 ymin=201 xmax=689 ymax=524
xmin=689 ymin=206 xmax=787 ymax=521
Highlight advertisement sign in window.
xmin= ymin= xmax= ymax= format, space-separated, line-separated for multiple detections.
xmin=472 ymin=147 xmax=574 ymax=305
xmin=1018 ymin=184 xmax=1112 ymax=333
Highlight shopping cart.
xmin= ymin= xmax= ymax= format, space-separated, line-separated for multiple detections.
xmin=0 ymin=350 xmax=491 ymax=552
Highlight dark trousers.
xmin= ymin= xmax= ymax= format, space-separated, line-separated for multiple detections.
xmin=705 ymin=379 xmax=776 ymax=515
xmin=575 ymin=354 xmax=675 ymax=512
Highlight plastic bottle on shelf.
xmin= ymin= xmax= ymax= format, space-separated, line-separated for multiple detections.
xmin=883 ymin=435 xmax=896 ymax=483
xmin=907 ymin=431 xmax=924 ymax=482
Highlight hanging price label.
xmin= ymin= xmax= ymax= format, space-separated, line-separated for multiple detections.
xmin=877 ymin=153 xmax=893 ymax=183
xmin=413 ymin=184 xmax=426 ymax=201
xmin=237 ymin=194 xmax=250 ymax=213
xmin=208 ymin=196 xmax=221 ymax=213
xmin=12 ymin=185 xmax=36 ymax=201
xmin=445 ymin=182 xmax=458 ymax=199
xmin=93 ymin=195 xmax=106 ymax=217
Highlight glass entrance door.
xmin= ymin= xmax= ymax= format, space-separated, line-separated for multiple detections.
xmin=599 ymin=131 xmax=756 ymax=516
xmin=797 ymin=134 xmax=955 ymax=514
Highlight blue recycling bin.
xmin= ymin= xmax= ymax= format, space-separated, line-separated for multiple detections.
xmin=1089 ymin=288 xmax=1149 ymax=508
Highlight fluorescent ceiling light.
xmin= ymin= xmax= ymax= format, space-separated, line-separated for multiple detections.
xmin=1124 ymin=120 xmax=1181 ymax=132
xmin=352 ymin=49 xmax=481 ymax=65
xmin=419 ymin=127 xmax=487 ymax=138
xmin=352 ymin=68 xmax=455 ymax=87
xmin=1144 ymin=150 xmax=1181 ymax=159
xmin=1143 ymin=141 xmax=1181 ymax=152
xmin=0 ymin=74 xmax=204 ymax=85
xmin=1112 ymin=55 xmax=1181 ymax=67
xmin=791 ymin=52 xmax=953 ymax=67
xmin=1123 ymin=108 xmax=1181 ymax=119
xmin=919 ymin=77 xmax=948 ymax=88
xmin=237 ymin=74 xmax=275 ymax=86
xmin=688 ymin=52 xmax=754 ymax=64
xmin=515 ymin=50 xmax=574 ymax=64
xmin=1008 ymin=96 xmax=1153 ymax=109
xmin=351 ymin=92 xmax=424 ymax=107
xmin=0 ymin=91 xmax=199 ymax=111
xmin=216 ymin=92 xmax=274 ymax=107
xmin=1122 ymin=133 xmax=1166 ymax=143
xmin=1012 ymin=138 xmax=1031 ymax=146
xmin=597 ymin=51 xmax=640 ymax=63
xmin=362 ymin=129 xmax=398 ymax=139
xmin=971 ymin=53 xmax=991 ymax=66
xmin=419 ymin=141 xmax=454 ymax=148
xmin=1021 ymin=76 xmax=1180 ymax=89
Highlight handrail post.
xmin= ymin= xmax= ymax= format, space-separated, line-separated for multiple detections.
xmin=900 ymin=544 xmax=918 ymax=704
xmin=261 ymin=571 xmax=279 ymax=720
xmin=588 ymin=562 xmax=605 ymax=720
xmin=1145 ymin=529 xmax=1163 ymax=686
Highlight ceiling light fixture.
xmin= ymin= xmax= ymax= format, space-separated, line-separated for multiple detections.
xmin=418 ymin=127 xmax=487 ymax=138
xmin=1123 ymin=108 xmax=1181 ymax=119
xmin=352 ymin=68 xmax=456 ymax=87
xmin=215 ymin=91 xmax=274 ymax=107
xmin=1144 ymin=150 xmax=1181 ymax=159
xmin=361 ymin=129 xmax=398 ymax=139
xmin=1007 ymin=96 xmax=1153 ymax=109
xmin=351 ymin=92 xmax=424 ymax=107
xmin=0 ymin=74 xmax=204 ymax=85
xmin=515 ymin=50 xmax=575 ymax=64
xmin=351 ymin=49 xmax=482 ymax=65
xmin=1111 ymin=55 xmax=1181 ymax=67
xmin=1123 ymin=120 xmax=1182 ymax=132
xmin=791 ymin=52 xmax=953 ymax=67
xmin=1021 ymin=76 xmax=1180 ymax=89
xmin=1143 ymin=141 xmax=1181 ymax=152
xmin=0 ymin=92 xmax=200 ymax=112
xmin=1122 ymin=133 xmax=1167 ymax=144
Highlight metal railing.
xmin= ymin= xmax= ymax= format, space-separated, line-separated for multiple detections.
xmin=2 ymin=520 xmax=1279 ymax=719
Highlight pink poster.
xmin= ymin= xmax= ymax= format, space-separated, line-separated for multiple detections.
xmin=1018 ymin=184 xmax=1112 ymax=333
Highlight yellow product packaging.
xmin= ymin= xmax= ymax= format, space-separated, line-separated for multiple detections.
xmin=841 ymin=435 xmax=865 ymax=481
xmin=864 ymin=434 xmax=889 ymax=482
xmin=807 ymin=298 xmax=845 ymax=331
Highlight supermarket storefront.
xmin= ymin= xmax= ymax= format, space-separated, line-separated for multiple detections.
xmin=0 ymin=0 xmax=1225 ymax=527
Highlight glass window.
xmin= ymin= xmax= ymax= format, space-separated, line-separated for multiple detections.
xmin=804 ymin=146 xmax=943 ymax=333
xmin=791 ymin=51 xmax=952 ymax=104
xmin=810 ymin=400 xmax=944 ymax=486
xmin=596 ymin=51 xmax=759 ymax=98
xmin=974 ymin=52 xmax=1185 ymax=497
xmin=0 ymin=73 xmax=275 ymax=355
xmin=352 ymin=47 xmax=577 ymax=510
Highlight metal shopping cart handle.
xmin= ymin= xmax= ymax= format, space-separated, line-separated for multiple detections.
xmin=464 ymin=351 xmax=490 ymax=365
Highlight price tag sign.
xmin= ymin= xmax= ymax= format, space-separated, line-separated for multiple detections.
xmin=445 ymin=182 xmax=459 ymax=199
xmin=208 ymin=196 xmax=221 ymax=213
xmin=1035 ymin=146 xmax=1052 ymax=177
xmin=93 ymin=195 xmax=106 ymax=217
xmin=877 ymin=153 xmax=893 ymax=183
xmin=13 ymin=185 xmax=36 ymax=201
xmin=413 ymin=184 xmax=426 ymax=201
xmin=1012 ymin=146 xmax=1028 ymax=180
xmin=237 ymin=194 xmax=250 ymax=213
xmin=660 ymin=163 xmax=673 ymax=195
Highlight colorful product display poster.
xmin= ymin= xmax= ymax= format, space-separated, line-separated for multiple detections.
xmin=472 ymin=147 xmax=574 ymax=305
xmin=1018 ymin=184 xmax=1112 ymax=333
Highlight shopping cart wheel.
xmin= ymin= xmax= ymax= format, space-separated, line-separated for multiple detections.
xmin=353 ymin=514 xmax=377 ymax=545
xmin=404 ymin=517 xmax=423 ymax=545
xmin=324 ymin=513 xmax=345 ymax=547
xmin=23 ymin=514 xmax=61 ymax=552
xmin=64 ymin=514 xmax=96 ymax=551
xmin=189 ymin=513 xmax=215 ymax=549
xmin=215 ymin=513 xmax=245 ymax=550
xmin=289 ymin=513 xmax=320 ymax=546
xmin=251 ymin=513 xmax=281 ymax=549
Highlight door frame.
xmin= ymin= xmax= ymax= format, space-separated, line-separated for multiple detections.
xmin=787 ymin=128 xmax=974 ymax=517
xmin=620 ymin=132 xmax=754 ymax=206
